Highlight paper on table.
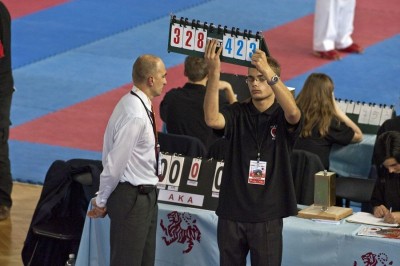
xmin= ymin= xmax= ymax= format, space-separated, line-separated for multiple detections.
xmin=312 ymin=218 xmax=341 ymax=225
xmin=356 ymin=225 xmax=400 ymax=239
xmin=346 ymin=212 xmax=399 ymax=227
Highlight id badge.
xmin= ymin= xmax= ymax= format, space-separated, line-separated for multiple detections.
xmin=248 ymin=160 xmax=267 ymax=185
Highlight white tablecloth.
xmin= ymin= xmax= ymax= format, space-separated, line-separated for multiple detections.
xmin=76 ymin=203 xmax=400 ymax=266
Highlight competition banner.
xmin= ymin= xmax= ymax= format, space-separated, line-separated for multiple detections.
xmin=168 ymin=15 xmax=270 ymax=67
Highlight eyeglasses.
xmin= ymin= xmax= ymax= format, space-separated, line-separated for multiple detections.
xmin=246 ymin=76 xmax=268 ymax=83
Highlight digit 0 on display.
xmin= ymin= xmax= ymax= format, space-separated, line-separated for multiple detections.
xmin=212 ymin=161 xmax=224 ymax=195
xmin=168 ymin=15 xmax=270 ymax=67
xmin=166 ymin=156 xmax=185 ymax=187
xmin=189 ymin=158 xmax=202 ymax=181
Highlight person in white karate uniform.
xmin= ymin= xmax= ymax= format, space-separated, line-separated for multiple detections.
xmin=313 ymin=0 xmax=363 ymax=60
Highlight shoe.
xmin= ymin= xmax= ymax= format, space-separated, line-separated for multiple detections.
xmin=313 ymin=50 xmax=341 ymax=60
xmin=0 ymin=205 xmax=10 ymax=221
xmin=337 ymin=43 xmax=364 ymax=54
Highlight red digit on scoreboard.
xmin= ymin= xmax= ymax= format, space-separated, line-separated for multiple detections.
xmin=170 ymin=24 xmax=183 ymax=48
xmin=183 ymin=27 xmax=195 ymax=50
xmin=197 ymin=32 xmax=204 ymax=48
xmin=174 ymin=28 xmax=181 ymax=44
xmin=190 ymin=162 xmax=199 ymax=180
xmin=194 ymin=30 xmax=207 ymax=52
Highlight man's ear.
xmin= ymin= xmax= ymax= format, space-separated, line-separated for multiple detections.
xmin=147 ymin=76 xmax=154 ymax=86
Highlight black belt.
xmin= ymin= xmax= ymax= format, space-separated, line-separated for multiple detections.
xmin=121 ymin=182 xmax=156 ymax=195
xmin=137 ymin=184 xmax=156 ymax=194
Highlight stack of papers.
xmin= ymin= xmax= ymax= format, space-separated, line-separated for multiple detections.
xmin=346 ymin=212 xmax=399 ymax=227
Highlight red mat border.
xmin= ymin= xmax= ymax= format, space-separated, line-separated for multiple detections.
xmin=10 ymin=0 xmax=400 ymax=151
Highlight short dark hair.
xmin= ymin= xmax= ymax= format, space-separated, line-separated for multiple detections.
xmin=374 ymin=131 xmax=400 ymax=165
xmin=248 ymin=56 xmax=281 ymax=77
xmin=184 ymin=56 xmax=208 ymax=82
xmin=267 ymin=56 xmax=281 ymax=77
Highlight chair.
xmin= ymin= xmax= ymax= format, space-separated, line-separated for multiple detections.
xmin=335 ymin=176 xmax=376 ymax=212
xmin=158 ymin=132 xmax=207 ymax=158
xmin=290 ymin=149 xmax=325 ymax=205
xmin=207 ymin=137 xmax=228 ymax=161
xmin=23 ymin=159 xmax=102 ymax=266
xmin=27 ymin=171 xmax=95 ymax=266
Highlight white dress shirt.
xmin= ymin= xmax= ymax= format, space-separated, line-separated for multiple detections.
xmin=96 ymin=86 xmax=158 ymax=208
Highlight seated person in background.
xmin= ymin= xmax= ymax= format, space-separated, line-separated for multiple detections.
xmin=160 ymin=56 xmax=237 ymax=150
xmin=376 ymin=115 xmax=400 ymax=135
xmin=294 ymin=73 xmax=363 ymax=170
xmin=372 ymin=116 xmax=400 ymax=176
xmin=371 ymin=131 xmax=400 ymax=224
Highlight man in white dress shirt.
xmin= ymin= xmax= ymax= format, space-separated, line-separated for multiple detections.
xmin=313 ymin=0 xmax=363 ymax=60
xmin=88 ymin=54 xmax=167 ymax=266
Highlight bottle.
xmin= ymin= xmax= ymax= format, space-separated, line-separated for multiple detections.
xmin=65 ymin=253 xmax=76 ymax=266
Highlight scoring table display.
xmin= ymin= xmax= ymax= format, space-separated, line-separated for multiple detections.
xmin=157 ymin=153 xmax=224 ymax=211
xmin=168 ymin=15 xmax=270 ymax=67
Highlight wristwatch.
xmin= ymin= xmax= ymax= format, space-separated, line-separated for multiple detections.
xmin=267 ymin=75 xmax=279 ymax=86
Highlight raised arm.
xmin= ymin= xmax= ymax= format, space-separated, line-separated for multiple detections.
xmin=251 ymin=50 xmax=301 ymax=125
xmin=218 ymin=80 xmax=237 ymax=104
xmin=203 ymin=39 xmax=226 ymax=130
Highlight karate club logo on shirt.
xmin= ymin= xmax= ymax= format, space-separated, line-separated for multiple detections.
xmin=160 ymin=211 xmax=201 ymax=253
xmin=270 ymin=125 xmax=277 ymax=140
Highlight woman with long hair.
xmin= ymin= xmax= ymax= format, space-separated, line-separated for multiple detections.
xmin=294 ymin=73 xmax=363 ymax=169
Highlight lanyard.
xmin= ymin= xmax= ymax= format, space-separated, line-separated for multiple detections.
xmin=250 ymin=113 xmax=269 ymax=164
xmin=130 ymin=91 xmax=161 ymax=179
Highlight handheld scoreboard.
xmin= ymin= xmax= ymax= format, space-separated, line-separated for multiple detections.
xmin=168 ymin=15 xmax=270 ymax=67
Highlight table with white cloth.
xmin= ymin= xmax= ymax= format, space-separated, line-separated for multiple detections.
xmin=75 ymin=203 xmax=400 ymax=266
xmin=329 ymin=134 xmax=376 ymax=178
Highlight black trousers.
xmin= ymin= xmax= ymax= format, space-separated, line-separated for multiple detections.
xmin=0 ymin=91 xmax=13 ymax=207
xmin=217 ymin=217 xmax=283 ymax=266
xmin=107 ymin=182 xmax=158 ymax=266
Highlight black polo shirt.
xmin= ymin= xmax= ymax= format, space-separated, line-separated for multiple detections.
xmin=160 ymin=83 xmax=228 ymax=149
xmin=294 ymin=119 xmax=354 ymax=169
xmin=217 ymin=100 xmax=302 ymax=222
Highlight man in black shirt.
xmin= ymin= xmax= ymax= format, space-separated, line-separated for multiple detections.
xmin=160 ymin=56 xmax=236 ymax=150
xmin=204 ymin=40 xmax=302 ymax=266
xmin=0 ymin=1 xmax=14 ymax=221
